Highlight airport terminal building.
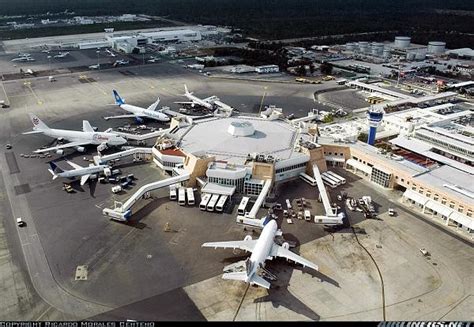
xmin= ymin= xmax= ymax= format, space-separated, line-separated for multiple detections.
xmin=151 ymin=115 xmax=326 ymax=198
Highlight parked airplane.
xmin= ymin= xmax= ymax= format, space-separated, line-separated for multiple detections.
xmin=147 ymin=56 xmax=159 ymax=63
xmin=23 ymin=113 xmax=127 ymax=155
xmin=202 ymin=219 xmax=318 ymax=289
xmin=105 ymin=49 xmax=116 ymax=57
xmin=114 ymin=59 xmax=129 ymax=66
xmin=24 ymin=68 xmax=36 ymax=75
xmin=48 ymin=160 xmax=110 ymax=185
xmin=11 ymin=56 xmax=35 ymax=62
xmin=88 ymin=64 xmax=100 ymax=70
xmin=176 ymin=85 xmax=234 ymax=115
xmin=53 ymin=52 xmax=70 ymax=58
xmin=175 ymin=84 xmax=216 ymax=110
xmin=104 ymin=90 xmax=170 ymax=123
xmin=18 ymin=52 xmax=31 ymax=57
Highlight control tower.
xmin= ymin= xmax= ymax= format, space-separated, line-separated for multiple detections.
xmin=367 ymin=106 xmax=384 ymax=145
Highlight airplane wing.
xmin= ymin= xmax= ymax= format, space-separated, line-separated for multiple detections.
xmin=147 ymin=97 xmax=160 ymax=111
xmin=174 ymin=101 xmax=194 ymax=105
xmin=103 ymin=114 xmax=143 ymax=120
xmin=33 ymin=141 xmax=91 ymax=153
xmin=23 ymin=130 xmax=44 ymax=135
xmin=65 ymin=160 xmax=83 ymax=170
xmin=202 ymin=240 xmax=257 ymax=253
xmin=271 ymin=244 xmax=319 ymax=271
xmin=80 ymin=174 xmax=91 ymax=186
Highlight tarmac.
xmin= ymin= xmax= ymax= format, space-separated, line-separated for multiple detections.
xmin=0 ymin=51 xmax=472 ymax=321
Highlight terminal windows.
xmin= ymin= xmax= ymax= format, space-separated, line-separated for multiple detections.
xmin=370 ymin=167 xmax=391 ymax=188
xmin=449 ymin=202 xmax=455 ymax=209
xmin=442 ymin=199 xmax=447 ymax=205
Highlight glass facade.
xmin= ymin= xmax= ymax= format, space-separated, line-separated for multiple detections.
xmin=244 ymin=180 xmax=265 ymax=196
xmin=370 ymin=167 xmax=391 ymax=188
xmin=208 ymin=177 xmax=245 ymax=192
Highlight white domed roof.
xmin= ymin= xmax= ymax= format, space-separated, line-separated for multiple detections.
xmin=227 ymin=121 xmax=255 ymax=137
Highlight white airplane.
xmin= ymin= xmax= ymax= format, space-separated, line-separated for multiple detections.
xmin=24 ymin=69 xmax=36 ymax=75
xmin=88 ymin=64 xmax=100 ymax=70
xmin=18 ymin=52 xmax=31 ymax=57
xmin=147 ymin=56 xmax=159 ymax=63
xmin=114 ymin=59 xmax=129 ymax=66
xmin=48 ymin=161 xmax=110 ymax=185
xmin=176 ymin=85 xmax=234 ymax=115
xmin=175 ymin=84 xmax=216 ymax=110
xmin=104 ymin=90 xmax=170 ymax=123
xmin=23 ymin=113 xmax=127 ymax=155
xmin=105 ymin=49 xmax=116 ymax=57
xmin=202 ymin=219 xmax=318 ymax=289
xmin=11 ymin=56 xmax=35 ymax=62
xmin=53 ymin=52 xmax=70 ymax=58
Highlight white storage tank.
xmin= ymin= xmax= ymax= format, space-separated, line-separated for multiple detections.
xmin=406 ymin=52 xmax=416 ymax=61
xmin=415 ymin=52 xmax=426 ymax=60
xmin=345 ymin=43 xmax=356 ymax=51
xmin=394 ymin=36 xmax=411 ymax=49
xmin=358 ymin=41 xmax=369 ymax=53
xmin=427 ymin=41 xmax=446 ymax=54
xmin=371 ymin=43 xmax=384 ymax=56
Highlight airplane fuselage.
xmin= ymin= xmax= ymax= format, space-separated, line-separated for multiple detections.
xmin=120 ymin=104 xmax=170 ymax=122
xmin=58 ymin=164 xmax=109 ymax=179
xmin=185 ymin=93 xmax=214 ymax=110
xmin=40 ymin=128 xmax=126 ymax=146
xmin=246 ymin=219 xmax=278 ymax=282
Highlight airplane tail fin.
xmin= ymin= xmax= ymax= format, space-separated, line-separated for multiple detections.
xmin=184 ymin=84 xmax=192 ymax=95
xmin=222 ymin=272 xmax=271 ymax=289
xmin=28 ymin=113 xmax=49 ymax=131
xmin=113 ymin=90 xmax=125 ymax=105
xmin=48 ymin=162 xmax=62 ymax=179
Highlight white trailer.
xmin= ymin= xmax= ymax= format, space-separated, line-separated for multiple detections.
xmin=207 ymin=194 xmax=220 ymax=212
xmin=199 ymin=193 xmax=211 ymax=211
xmin=186 ymin=188 xmax=195 ymax=205
xmin=178 ymin=187 xmax=186 ymax=206
xmin=238 ymin=197 xmax=250 ymax=215
xmin=215 ymin=195 xmax=228 ymax=212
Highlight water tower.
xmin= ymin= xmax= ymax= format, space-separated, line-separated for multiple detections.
xmin=367 ymin=106 xmax=384 ymax=145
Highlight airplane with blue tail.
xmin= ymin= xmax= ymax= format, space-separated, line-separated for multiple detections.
xmin=104 ymin=90 xmax=170 ymax=123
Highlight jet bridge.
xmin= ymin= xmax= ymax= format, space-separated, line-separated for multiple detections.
xmin=103 ymin=172 xmax=190 ymax=221
xmin=311 ymin=164 xmax=344 ymax=225
xmin=246 ymin=179 xmax=272 ymax=219
xmin=94 ymin=147 xmax=152 ymax=165
xmin=113 ymin=126 xmax=175 ymax=141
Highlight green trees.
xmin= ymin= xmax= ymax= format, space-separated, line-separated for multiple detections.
xmin=320 ymin=62 xmax=333 ymax=75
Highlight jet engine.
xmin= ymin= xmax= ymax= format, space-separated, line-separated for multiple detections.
xmin=244 ymin=235 xmax=252 ymax=241
xmin=282 ymin=242 xmax=290 ymax=250
xmin=97 ymin=143 xmax=108 ymax=152
xmin=56 ymin=149 xmax=64 ymax=155
xmin=135 ymin=117 xmax=144 ymax=124
xmin=75 ymin=146 xmax=85 ymax=152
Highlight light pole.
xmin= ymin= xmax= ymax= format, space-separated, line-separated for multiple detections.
xmin=96 ymin=49 xmax=100 ymax=71
xmin=47 ymin=55 xmax=52 ymax=71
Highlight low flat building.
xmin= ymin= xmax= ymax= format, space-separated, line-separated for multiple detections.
xmin=320 ymin=139 xmax=473 ymax=233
